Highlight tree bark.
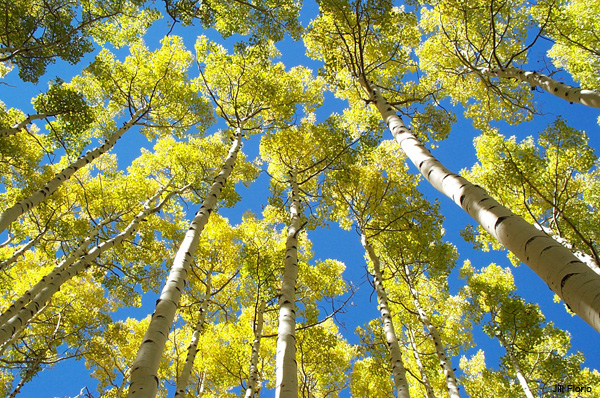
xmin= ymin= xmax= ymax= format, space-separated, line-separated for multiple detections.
xmin=245 ymin=300 xmax=266 ymax=398
xmin=407 ymin=328 xmax=436 ymax=398
xmin=406 ymin=279 xmax=460 ymax=398
xmin=361 ymin=233 xmax=411 ymax=398
xmin=480 ymin=67 xmax=600 ymax=109
xmin=0 ymin=187 xmax=173 ymax=349
xmin=361 ymin=78 xmax=600 ymax=333
xmin=0 ymin=210 xmax=123 ymax=327
xmin=0 ymin=227 xmax=48 ymax=271
xmin=495 ymin=329 xmax=535 ymax=398
xmin=275 ymin=169 xmax=301 ymax=398
xmin=0 ymin=107 xmax=147 ymax=234
xmin=0 ymin=112 xmax=58 ymax=138
xmin=174 ymin=273 xmax=212 ymax=398
xmin=127 ymin=129 xmax=243 ymax=398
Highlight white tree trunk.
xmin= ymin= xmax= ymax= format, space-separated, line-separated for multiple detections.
xmin=495 ymin=330 xmax=535 ymax=398
xmin=362 ymin=79 xmax=600 ymax=332
xmin=407 ymin=328 xmax=436 ymax=398
xmin=245 ymin=301 xmax=266 ymax=398
xmin=174 ymin=273 xmax=212 ymax=398
xmin=0 ymin=227 xmax=48 ymax=270
xmin=361 ymin=233 xmax=411 ymax=398
xmin=0 ymin=209 xmax=125 ymax=327
xmin=127 ymin=130 xmax=243 ymax=398
xmin=0 ymin=108 xmax=147 ymax=234
xmin=480 ymin=67 xmax=600 ymax=109
xmin=407 ymin=282 xmax=460 ymax=398
xmin=0 ymin=187 xmax=172 ymax=349
xmin=0 ymin=234 xmax=93 ymax=329
xmin=0 ymin=112 xmax=57 ymax=138
xmin=275 ymin=169 xmax=301 ymax=398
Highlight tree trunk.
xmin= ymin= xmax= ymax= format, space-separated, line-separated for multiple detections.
xmin=406 ymin=279 xmax=460 ymax=398
xmin=7 ymin=352 xmax=43 ymax=398
xmin=495 ymin=329 xmax=535 ymax=398
xmin=245 ymin=300 xmax=266 ymax=398
xmin=0 ymin=187 xmax=173 ymax=349
xmin=480 ymin=67 xmax=600 ymax=109
xmin=361 ymin=233 xmax=411 ymax=398
xmin=127 ymin=129 xmax=243 ymax=398
xmin=361 ymin=78 xmax=600 ymax=333
xmin=0 ymin=107 xmax=147 ymax=234
xmin=407 ymin=328 xmax=436 ymax=398
xmin=174 ymin=273 xmax=212 ymax=398
xmin=0 ymin=227 xmax=48 ymax=270
xmin=275 ymin=169 xmax=301 ymax=398
xmin=0 ymin=112 xmax=57 ymax=138
xmin=0 ymin=210 xmax=123 ymax=327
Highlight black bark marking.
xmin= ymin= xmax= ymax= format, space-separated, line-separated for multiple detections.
xmin=561 ymin=273 xmax=577 ymax=290
xmin=494 ymin=216 xmax=509 ymax=230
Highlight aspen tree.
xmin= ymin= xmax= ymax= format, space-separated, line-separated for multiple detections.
xmin=405 ymin=274 xmax=461 ymax=398
xmin=306 ymin=0 xmax=600 ymax=332
xmin=417 ymin=0 xmax=600 ymax=121
xmin=0 ymin=108 xmax=147 ymax=234
xmin=0 ymin=37 xmax=212 ymax=235
xmin=0 ymin=186 xmax=179 ymax=349
xmin=129 ymin=37 xmax=322 ymax=397
xmin=324 ymin=139 xmax=469 ymax=396
xmin=362 ymin=235 xmax=411 ymax=398
xmin=127 ymin=128 xmax=243 ymax=397
xmin=463 ymin=121 xmax=600 ymax=274
xmin=532 ymin=0 xmax=600 ymax=97
xmin=480 ymin=67 xmax=600 ymax=109
xmin=0 ymin=0 xmax=159 ymax=82
xmin=238 ymin=212 xmax=293 ymax=397
xmin=275 ymin=168 xmax=302 ymax=398
xmin=461 ymin=262 xmax=600 ymax=396
xmin=261 ymin=114 xmax=355 ymax=397
xmin=127 ymin=36 xmax=321 ymax=397
xmin=406 ymin=329 xmax=436 ymax=398
xmin=244 ymin=301 xmax=266 ymax=398
xmin=174 ymin=273 xmax=211 ymax=397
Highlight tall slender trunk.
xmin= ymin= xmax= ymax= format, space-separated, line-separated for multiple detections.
xmin=245 ymin=301 xmax=266 ymax=398
xmin=7 ymin=351 xmax=43 ymax=398
xmin=407 ymin=328 xmax=436 ymax=398
xmin=0 ymin=227 xmax=48 ymax=270
xmin=127 ymin=129 xmax=243 ymax=398
xmin=360 ymin=78 xmax=600 ymax=332
xmin=198 ymin=368 xmax=207 ymax=396
xmin=0 ymin=211 xmax=121 ymax=327
xmin=495 ymin=329 xmax=535 ymax=398
xmin=361 ymin=233 xmax=411 ymax=398
xmin=406 ymin=277 xmax=460 ymax=398
xmin=0 ymin=112 xmax=58 ymax=138
xmin=480 ymin=67 xmax=600 ymax=109
xmin=174 ymin=273 xmax=212 ymax=398
xmin=0 ymin=108 xmax=147 ymax=234
xmin=0 ymin=187 xmax=174 ymax=349
xmin=275 ymin=169 xmax=301 ymax=398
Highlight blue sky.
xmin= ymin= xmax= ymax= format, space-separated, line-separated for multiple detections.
xmin=2 ymin=1 xmax=600 ymax=397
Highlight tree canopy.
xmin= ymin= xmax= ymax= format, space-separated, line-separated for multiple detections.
xmin=1 ymin=0 xmax=599 ymax=397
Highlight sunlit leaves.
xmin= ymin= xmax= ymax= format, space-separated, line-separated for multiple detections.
xmin=75 ymin=35 xmax=214 ymax=139
xmin=463 ymin=120 xmax=600 ymax=269
xmin=195 ymin=36 xmax=324 ymax=131
xmin=0 ymin=0 xmax=156 ymax=83
xmin=460 ymin=262 xmax=600 ymax=396
xmin=533 ymin=0 xmax=600 ymax=90
xmin=417 ymin=0 xmax=536 ymax=127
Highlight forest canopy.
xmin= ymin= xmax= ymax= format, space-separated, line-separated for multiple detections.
xmin=1 ymin=0 xmax=599 ymax=397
